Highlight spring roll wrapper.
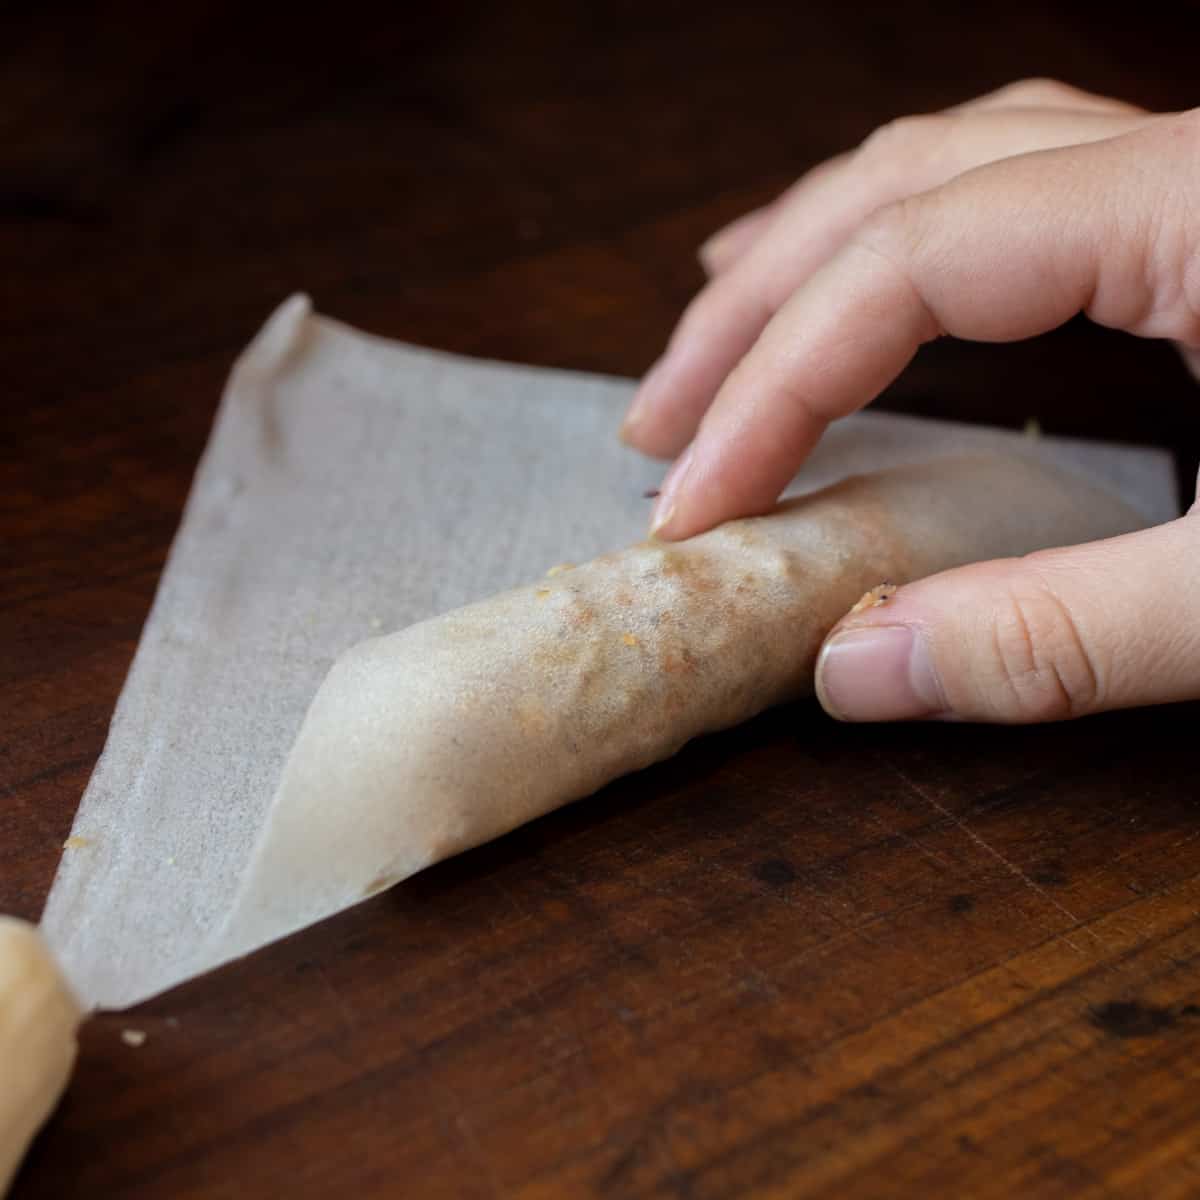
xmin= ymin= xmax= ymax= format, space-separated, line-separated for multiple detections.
xmin=215 ymin=455 xmax=1145 ymax=961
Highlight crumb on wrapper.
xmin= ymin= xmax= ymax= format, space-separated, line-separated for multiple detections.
xmin=849 ymin=582 xmax=897 ymax=615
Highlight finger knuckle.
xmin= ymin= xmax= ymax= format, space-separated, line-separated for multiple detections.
xmin=851 ymin=199 xmax=922 ymax=270
xmin=984 ymin=579 xmax=1102 ymax=722
xmin=996 ymin=77 xmax=1078 ymax=107
xmin=859 ymin=113 xmax=949 ymax=163
xmin=1107 ymin=112 xmax=1200 ymax=346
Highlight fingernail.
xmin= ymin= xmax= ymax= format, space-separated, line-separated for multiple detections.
xmin=649 ymin=443 xmax=694 ymax=536
xmin=816 ymin=624 xmax=946 ymax=722
xmin=649 ymin=502 xmax=676 ymax=536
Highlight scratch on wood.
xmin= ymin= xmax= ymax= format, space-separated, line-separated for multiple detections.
xmin=310 ymin=960 xmax=361 ymax=1048
xmin=416 ymin=1046 xmax=507 ymax=1198
xmin=451 ymin=1110 xmax=505 ymax=1200
xmin=883 ymin=758 xmax=1099 ymax=955
xmin=598 ymin=1085 xmax=707 ymax=1197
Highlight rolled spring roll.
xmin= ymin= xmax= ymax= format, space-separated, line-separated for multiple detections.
xmin=220 ymin=455 xmax=1145 ymax=954
xmin=0 ymin=919 xmax=81 ymax=1197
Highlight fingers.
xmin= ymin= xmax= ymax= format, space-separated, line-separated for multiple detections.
xmin=622 ymin=105 xmax=1150 ymax=461
xmin=650 ymin=112 xmax=1200 ymax=539
xmin=698 ymin=81 xmax=1148 ymax=279
xmin=698 ymin=80 xmax=1148 ymax=278
xmin=815 ymin=514 xmax=1200 ymax=722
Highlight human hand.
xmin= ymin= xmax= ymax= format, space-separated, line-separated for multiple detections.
xmin=620 ymin=79 xmax=1200 ymax=722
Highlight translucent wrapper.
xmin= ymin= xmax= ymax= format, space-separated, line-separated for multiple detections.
xmin=40 ymin=297 xmax=1177 ymax=1010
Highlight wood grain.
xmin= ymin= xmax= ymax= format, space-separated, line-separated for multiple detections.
xmin=5 ymin=2 xmax=1200 ymax=1196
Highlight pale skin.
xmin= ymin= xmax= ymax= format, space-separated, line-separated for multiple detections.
xmin=619 ymin=79 xmax=1200 ymax=725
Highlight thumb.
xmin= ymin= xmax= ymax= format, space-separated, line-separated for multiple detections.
xmin=815 ymin=515 xmax=1200 ymax=724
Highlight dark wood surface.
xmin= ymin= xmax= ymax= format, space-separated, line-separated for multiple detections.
xmin=5 ymin=3 xmax=1200 ymax=1196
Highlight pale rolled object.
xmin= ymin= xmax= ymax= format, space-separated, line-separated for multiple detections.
xmin=218 ymin=454 xmax=1145 ymax=957
xmin=0 ymin=918 xmax=81 ymax=1197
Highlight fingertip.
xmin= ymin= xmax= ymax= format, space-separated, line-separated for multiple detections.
xmin=815 ymin=622 xmax=946 ymax=722
xmin=646 ymin=443 xmax=695 ymax=538
xmin=699 ymin=232 xmax=737 ymax=277
xmin=697 ymin=238 xmax=722 ymax=277
xmin=629 ymin=264 xmax=783 ymax=462
xmin=617 ymin=410 xmax=640 ymax=447
xmin=697 ymin=206 xmax=774 ymax=278
xmin=621 ymin=410 xmax=689 ymax=460
xmin=621 ymin=346 xmax=719 ymax=460
xmin=619 ymin=359 xmax=665 ymax=449
xmin=647 ymin=501 xmax=677 ymax=540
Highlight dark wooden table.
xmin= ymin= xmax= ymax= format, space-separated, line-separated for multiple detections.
xmin=5 ymin=3 xmax=1200 ymax=1196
